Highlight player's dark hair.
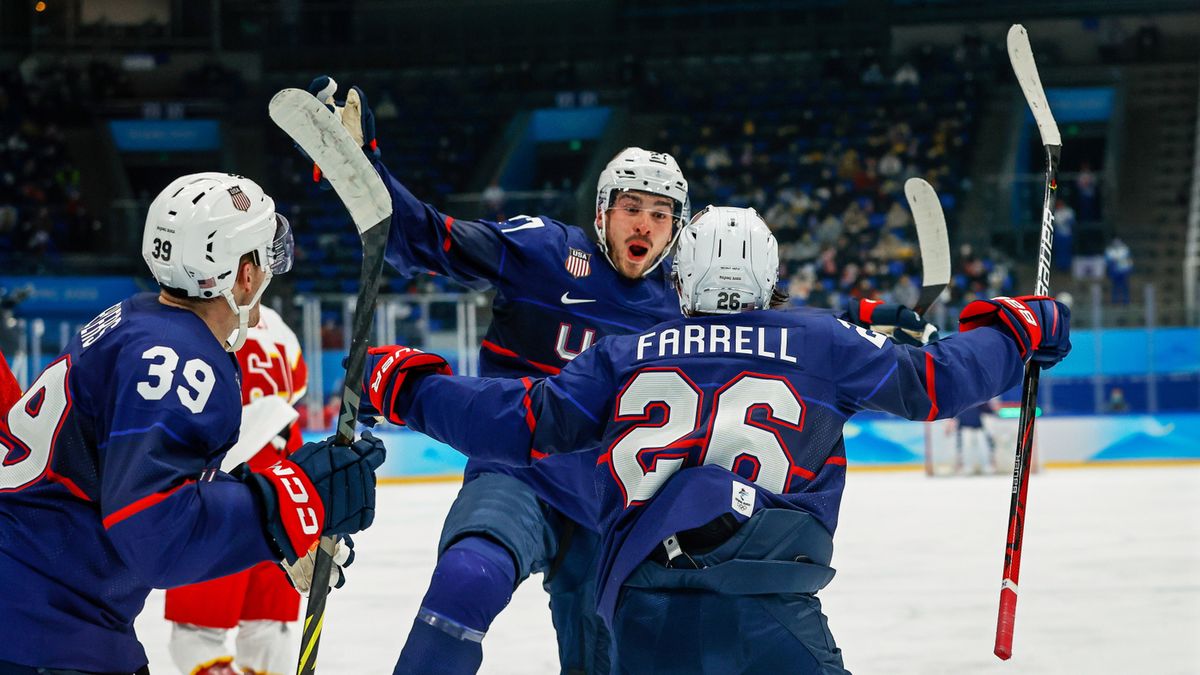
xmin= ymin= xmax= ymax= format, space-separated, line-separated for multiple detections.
xmin=769 ymin=285 xmax=790 ymax=309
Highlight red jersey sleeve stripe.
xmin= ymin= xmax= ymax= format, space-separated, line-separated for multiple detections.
xmin=442 ymin=216 xmax=455 ymax=252
xmin=103 ymin=480 xmax=194 ymax=530
xmin=480 ymin=340 xmax=562 ymax=375
xmin=924 ymin=351 xmax=939 ymax=422
xmin=520 ymin=377 xmax=537 ymax=433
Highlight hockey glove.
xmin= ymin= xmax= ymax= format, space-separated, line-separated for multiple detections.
xmin=846 ymin=298 xmax=940 ymax=347
xmin=959 ymin=295 xmax=1071 ymax=368
xmin=362 ymin=345 xmax=452 ymax=426
xmin=281 ymin=535 xmax=355 ymax=595
xmin=239 ymin=431 xmax=385 ymax=563
xmin=300 ymin=75 xmax=380 ymax=189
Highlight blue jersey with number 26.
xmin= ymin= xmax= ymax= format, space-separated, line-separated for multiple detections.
xmin=0 ymin=293 xmax=276 ymax=672
xmin=395 ymin=309 xmax=1025 ymax=625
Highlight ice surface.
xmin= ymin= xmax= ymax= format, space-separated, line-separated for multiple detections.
xmin=136 ymin=466 xmax=1200 ymax=674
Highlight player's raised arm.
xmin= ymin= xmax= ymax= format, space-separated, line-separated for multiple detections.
xmin=362 ymin=341 xmax=616 ymax=466
xmin=299 ymin=77 xmax=555 ymax=291
xmin=833 ymin=296 xmax=1071 ymax=422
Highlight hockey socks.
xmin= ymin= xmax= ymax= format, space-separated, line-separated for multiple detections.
xmin=394 ymin=536 xmax=516 ymax=675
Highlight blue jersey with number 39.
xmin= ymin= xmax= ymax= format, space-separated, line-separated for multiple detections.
xmin=394 ymin=309 xmax=1025 ymax=625
xmin=0 ymin=293 xmax=276 ymax=672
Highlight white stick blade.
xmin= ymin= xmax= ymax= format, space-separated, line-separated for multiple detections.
xmin=269 ymin=88 xmax=392 ymax=235
xmin=220 ymin=396 xmax=300 ymax=472
xmin=1007 ymin=25 xmax=1062 ymax=148
xmin=904 ymin=178 xmax=951 ymax=287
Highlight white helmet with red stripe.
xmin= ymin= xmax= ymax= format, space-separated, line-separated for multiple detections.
xmin=142 ymin=172 xmax=293 ymax=351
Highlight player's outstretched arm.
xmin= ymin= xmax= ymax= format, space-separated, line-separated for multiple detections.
xmin=363 ymin=343 xmax=613 ymax=465
xmin=835 ymin=296 xmax=1070 ymax=421
xmin=297 ymin=76 xmax=538 ymax=291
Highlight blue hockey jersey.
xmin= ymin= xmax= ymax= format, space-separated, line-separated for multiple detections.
xmin=0 ymin=294 xmax=277 ymax=671
xmin=378 ymin=161 xmax=680 ymax=527
xmin=392 ymin=309 xmax=1026 ymax=624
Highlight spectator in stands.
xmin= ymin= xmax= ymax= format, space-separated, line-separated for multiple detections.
xmin=481 ymin=181 xmax=507 ymax=221
xmin=861 ymin=60 xmax=885 ymax=86
xmin=1053 ymin=198 xmax=1076 ymax=272
xmin=891 ymin=274 xmax=920 ymax=308
xmin=320 ymin=318 xmax=345 ymax=349
xmin=893 ymin=61 xmax=920 ymax=87
xmin=1105 ymin=387 xmax=1130 ymax=414
xmin=1105 ymin=236 xmax=1133 ymax=304
xmin=1076 ymin=162 xmax=1100 ymax=221
xmin=1134 ymin=22 xmax=1163 ymax=61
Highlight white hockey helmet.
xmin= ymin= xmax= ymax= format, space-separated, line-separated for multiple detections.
xmin=142 ymin=172 xmax=294 ymax=351
xmin=672 ymin=206 xmax=779 ymax=315
xmin=595 ymin=147 xmax=690 ymax=276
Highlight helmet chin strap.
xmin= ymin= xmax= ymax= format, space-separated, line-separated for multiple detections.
xmin=222 ymin=271 xmax=272 ymax=352
xmin=597 ymin=210 xmax=619 ymax=272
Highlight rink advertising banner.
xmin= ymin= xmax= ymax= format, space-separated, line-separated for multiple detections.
xmin=302 ymin=413 xmax=1200 ymax=479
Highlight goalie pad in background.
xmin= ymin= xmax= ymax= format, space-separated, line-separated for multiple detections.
xmin=924 ymin=409 xmax=1043 ymax=477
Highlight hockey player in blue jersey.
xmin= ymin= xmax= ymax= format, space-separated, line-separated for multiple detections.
xmin=362 ymin=206 xmax=1072 ymax=673
xmin=0 ymin=173 xmax=385 ymax=675
xmin=302 ymin=78 xmax=690 ymax=674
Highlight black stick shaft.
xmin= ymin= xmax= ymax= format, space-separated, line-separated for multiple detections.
xmin=995 ymin=144 xmax=1059 ymax=659
xmin=297 ymin=218 xmax=391 ymax=675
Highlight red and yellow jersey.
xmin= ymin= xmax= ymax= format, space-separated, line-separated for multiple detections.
xmin=236 ymin=306 xmax=307 ymax=459
xmin=237 ymin=306 xmax=308 ymax=407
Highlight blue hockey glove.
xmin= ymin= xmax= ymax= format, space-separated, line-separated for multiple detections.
xmin=239 ymin=431 xmax=385 ymax=562
xmin=299 ymin=75 xmax=380 ymax=189
xmin=846 ymin=298 xmax=940 ymax=346
xmin=959 ymin=295 xmax=1071 ymax=368
xmin=280 ymin=535 xmax=355 ymax=594
xmin=363 ymin=345 xmax=452 ymax=426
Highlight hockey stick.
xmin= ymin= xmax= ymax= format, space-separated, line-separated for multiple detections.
xmin=904 ymin=178 xmax=951 ymax=316
xmin=219 ymin=396 xmax=300 ymax=472
xmin=269 ymin=87 xmax=393 ymax=675
xmin=903 ymin=178 xmax=951 ymax=477
xmin=995 ymin=24 xmax=1061 ymax=661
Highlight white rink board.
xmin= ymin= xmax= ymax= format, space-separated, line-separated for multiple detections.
xmin=136 ymin=466 xmax=1200 ymax=674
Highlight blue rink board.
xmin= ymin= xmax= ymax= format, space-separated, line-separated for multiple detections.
xmin=303 ymin=413 xmax=1200 ymax=478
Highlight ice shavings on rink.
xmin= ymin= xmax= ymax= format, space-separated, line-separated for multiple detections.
xmin=136 ymin=466 xmax=1200 ymax=674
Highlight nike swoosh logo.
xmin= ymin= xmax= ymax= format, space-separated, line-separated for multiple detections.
xmin=561 ymin=293 xmax=596 ymax=305
xmin=499 ymin=219 xmax=545 ymax=234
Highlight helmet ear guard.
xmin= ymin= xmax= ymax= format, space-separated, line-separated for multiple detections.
xmin=594 ymin=147 xmax=690 ymax=276
xmin=672 ymin=206 xmax=779 ymax=316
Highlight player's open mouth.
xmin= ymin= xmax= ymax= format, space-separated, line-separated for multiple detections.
xmin=627 ymin=243 xmax=649 ymax=261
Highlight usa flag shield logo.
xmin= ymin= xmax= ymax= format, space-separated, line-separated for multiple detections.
xmin=228 ymin=186 xmax=251 ymax=212
xmin=565 ymin=248 xmax=591 ymax=278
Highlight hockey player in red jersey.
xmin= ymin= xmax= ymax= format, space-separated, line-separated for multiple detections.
xmin=164 ymin=305 xmax=312 ymax=675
